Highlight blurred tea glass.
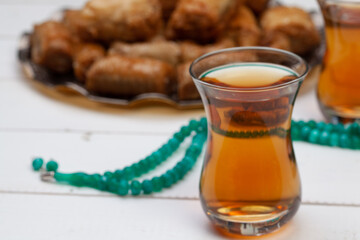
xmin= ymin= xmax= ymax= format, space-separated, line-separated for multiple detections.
xmin=190 ymin=47 xmax=308 ymax=236
xmin=317 ymin=0 xmax=360 ymax=123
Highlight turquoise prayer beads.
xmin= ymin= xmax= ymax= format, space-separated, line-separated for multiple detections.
xmin=32 ymin=118 xmax=359 ymax=196
xmin=33 ymin=117 xmax=208 ymax=196
xmin=291 ymin=120 xmax=360 ymax=149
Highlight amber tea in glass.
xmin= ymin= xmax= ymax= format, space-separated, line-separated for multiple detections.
xmin=190 ymin=47 xmax=308 ymax=236
xmin=317 ymin=0 xmax=360 ymax=123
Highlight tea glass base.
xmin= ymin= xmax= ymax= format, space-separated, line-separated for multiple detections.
xmin=319 ymin=102 xmax=360 ymax=124
xmin=205 ymin=199 xmax=300 ymax=237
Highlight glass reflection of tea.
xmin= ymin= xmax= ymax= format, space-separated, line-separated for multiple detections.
xmin=190 ymin=48 xmax=308 ymax=236
xmin=317 ymin=0 xmax=360 ymax=122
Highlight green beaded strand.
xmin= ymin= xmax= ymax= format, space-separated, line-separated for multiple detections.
xmin=35 ymin=117 xmax=207 ymax=196
xmin=291 ymin=120 xmax=360 ymax=149
xmin=31 ymin=118 xmax=359 ymax=197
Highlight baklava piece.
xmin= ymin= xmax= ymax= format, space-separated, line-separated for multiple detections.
xmin=86 ymin=55 xmax=175 ymax=97
xmin=81 ymin=0 xmax=162 ymax=42
xmin=73 ymin=43 xmax=105 ymax=82
xmin=31 ymin=21 xmax=73 ymax=73
xmin=260 ymin=6 xmax=320 ymax=55
xmin=226 ymin=5 xmax=260 ymax=46
xmin=166 ymin=0 xmax=237 ymax=43
xmin=108 ymin=41 xmax=181 ymax=65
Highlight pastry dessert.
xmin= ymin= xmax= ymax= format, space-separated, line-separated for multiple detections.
xmin=86 ymin=55 xmax=175 ymax=97
xmin=177 ymin=61 xmax=200 ymax=100
xmin=226 ymin=5 xmax=260 ymax=46
xmin=29 ymin=0 xmax=321 ymax=103
xmin=166 ymin=0 xmax=238 ymax=43
xmin=81 ymin=0 xmax=162 ymax=42
xmin=109 ymin=41 xmax=181 ymax=65
xmin=246 ymin=0 xmax=270 ymax=14
xmin=261 ymin=6 xmax=321 ymax=55
xmin=73 ymin=43 xmax=105 ymax=82
xmin=31 ymin=21 xmax=73 ymax=73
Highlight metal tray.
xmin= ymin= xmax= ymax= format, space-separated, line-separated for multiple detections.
xmin=17 ymin=8 xmax=324 ymax=109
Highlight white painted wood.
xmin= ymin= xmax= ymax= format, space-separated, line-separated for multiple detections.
xmin=1 ymin=193 xmax=360 ymax=240
xmin=0 ymin=0 xmax=358 ymax=239
xmin=0 ymin=0 xmax=86 ymax=4
xmin=0 ymin=79 xmax=323 ymax=133
xmin=0 ymin=131 xmax=204 ymax=199
xmin=0 ymin=39 xmax=22 ymax=80
xmin=0 ymin=131 xmax=359 ymax=205
xmin=0 ymin=5 xmax=84 ymax=37
xmin=0 ymin=80 xmax=204 ymax=133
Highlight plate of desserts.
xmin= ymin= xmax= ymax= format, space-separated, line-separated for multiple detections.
xmin=18 ymin=0 xmax=323 ymax=109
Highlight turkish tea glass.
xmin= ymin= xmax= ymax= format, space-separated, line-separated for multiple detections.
xmin=317 ymin=0 xmax=360 ymax=123
xmin=190 ymin=47 xmax=308 ymax=236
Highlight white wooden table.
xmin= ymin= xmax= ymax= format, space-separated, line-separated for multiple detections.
xmin=1 ymin=0 xmax=359 ymax=239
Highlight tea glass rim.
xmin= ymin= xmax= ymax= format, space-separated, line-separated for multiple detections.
xmin=189 ymin=46 xmax=309 ymax=92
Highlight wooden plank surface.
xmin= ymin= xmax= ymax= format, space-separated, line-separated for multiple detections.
xmin=0 ymin=131 xmax=359 ymax=205
xmin=1 ymin=193 xmax=359 ymax=240
xmin=0 ymin=0 xmax=359 ymax=239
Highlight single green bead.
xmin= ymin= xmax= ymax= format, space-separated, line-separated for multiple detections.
xmin=131 ymin=163 xmax=142 ymax=177
xmin=46 ymin=160 xmax=58 ymax=172
xmin=189 ymin=119 xmax=199 ymax=130
xmin=174 ymin=132 xmax=185 ymax=141
xmin=151 ymin=177 xmax=163 ymax=192
xmin=142 ymin=180 xmax=153 ymax=194
xmin=168 ymin=169 xmax=179 ymax=183
xmin=339 ymin=134 xmax=351 ymax=148
xmin=185 ymin=147 xmax=198 ymax=158
xmin=54 ymin=172 xmax=72 ymax=182
xmin=319 ymin=131 xmax=330 ymax=145
xmin=200 ymin=117 xmax=207 ymax=128
xmin=130 ymin=180 xmax=142 ymax=196
xmin=96 ymin=176 xmax=108 ymax=190
xmin=114 ymin=169 xmax=125 ymax=181
xmin=82 ymin=175 xmax=93 ymax=185
xmin=168 ymin=138 xmax=180 ymax=149
xmin=104 ymin=171 xmax=113 ymax=179
xmin=89 ymin=174 xmax=101 ymax=188
xmin=190 ymin=144 xmax=202 ymax=155
xmin=174 ymin=162 xmax=186 ymax=177
xmin=350 ymin=122 xmax=360 ymax=134
xmin=334 ymin=124 xmax=345 ymax=133
xmin=308 ymin=129 xmax=320 ymax=143
xmin=161 ymin=173 xmax=174 ymax=188
xmin=307 ymin=120 xmax=317 ymax=128
xmin=297 ymin=120 xmax=305 ymax=128
xmin=291 ymin=127 xmax=301 ymax=141
xmin=183 ymin=156 xmax=195 ymax=168
xmin=139 ymin=160 xmax=150 ymax=173
xmin=123 ymin=166 xmax=135 ymax=180
xmin=330 ymin=133 xmax=340 ymax=146
xmin=144 ymin=156 xmax=156 ymax=170
xmin=344 ymin=124 xmax=353 ymax=135
xmin=159 ymin=145 xmax=170 ymax=157
xmin=351 ymin=136 xmax=360 ymax=149
xmin=180 ymin=126 xmax=191 ymax=136
xmin=152 ymin=151 xmax=164 ymax=164
xmin=301 ymin=126 xmax=311 ymax=140
xmin=316 ymin=122 xmax=326 ymax=130
xmin=70 ymin=172 xmax=88 ymax=186
xmin=324 ymin=124 xmax=334 ymax=133
xmin=118 ymin=180 xmax=129 ymax=196
xmin=107 ymin=178 xmax=119 ymax=193
xmin=32 ymin=158 xmax=44 ymax=171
